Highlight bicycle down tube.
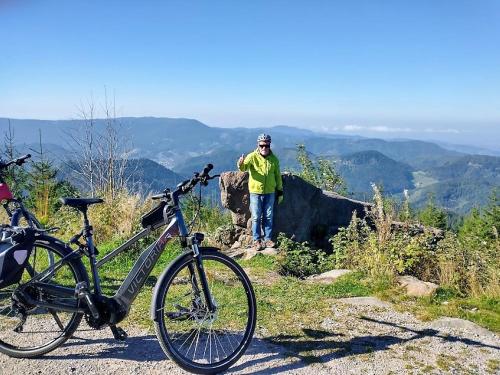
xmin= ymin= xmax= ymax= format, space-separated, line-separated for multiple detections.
xmin=113 ymin=215 xmax=180 ymax=309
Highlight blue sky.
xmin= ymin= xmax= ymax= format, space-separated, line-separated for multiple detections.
xmin=1 ymin=0 xmax=499 ymax=148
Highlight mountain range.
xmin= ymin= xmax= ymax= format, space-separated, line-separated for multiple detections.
xmin=1 ymin=117 xmax=498 ymax=214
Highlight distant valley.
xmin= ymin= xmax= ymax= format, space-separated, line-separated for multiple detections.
xmin=1 ymin=117 xmax=498 ymax=215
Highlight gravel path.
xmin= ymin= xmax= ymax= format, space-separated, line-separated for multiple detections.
xmin=1 ymin=297 xmax=498 ymax=375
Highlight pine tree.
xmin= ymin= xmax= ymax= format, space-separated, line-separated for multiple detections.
xmin=26 ymin=130 xmax=78 ymax=224
xmin=483 ymin=189 xmax=499 ymax=240
xmin=418 ymin=194 xmax=447 ymax=229
xmin=296 ymin=144 xmax=347 ymax=194
xmin=2 ymin=121 xmax=29 ymax=197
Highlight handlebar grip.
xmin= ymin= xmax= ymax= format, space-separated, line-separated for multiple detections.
xmin=151 ymin=194 xmax=164 ymax=200
xmin=200 ymin=164 xmax=213 ymax=177
xmin=15 ymin=154 xmax=31 ymax=165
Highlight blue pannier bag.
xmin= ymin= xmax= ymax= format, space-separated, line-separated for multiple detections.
xmin=0 ymin=227 xmax=35 ymax=288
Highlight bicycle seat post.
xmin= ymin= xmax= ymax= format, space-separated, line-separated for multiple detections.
xmin=81 ymin=206 xmax=102 ymax=296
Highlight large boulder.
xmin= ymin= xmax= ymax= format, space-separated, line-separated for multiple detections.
xmin=397 ymin=275 xmax=439 ymax=297
xmin=219 ymin=171 xmax=372 ymax=248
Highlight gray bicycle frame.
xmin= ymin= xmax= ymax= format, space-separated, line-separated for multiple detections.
xmin=26 ymin=207 xmax=192 ymax=316
xmin=110 ymin=212 xmax=186 ymax=309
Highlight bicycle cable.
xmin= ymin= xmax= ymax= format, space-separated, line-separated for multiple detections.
xmin=186 ymin=182 xmax=203 ymax=235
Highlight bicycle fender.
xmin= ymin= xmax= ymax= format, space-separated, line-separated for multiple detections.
xmin=150 ymin=246 xmax=220 ymax=321
xmin=31 ymin=234 xmax=89 ymax=285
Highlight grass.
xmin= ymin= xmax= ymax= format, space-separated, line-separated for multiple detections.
xmin=487 ymin=359 xmax=500 ymax=374
xmin=436 ymin=354 xmax=457 ymax=372
xmin=58 ymin=237 xmax=500 ymax=337
xmin=241 ymin=257 xmax=371 ymax=337
xmin=89 ymin=243 xmax=373 ymax=337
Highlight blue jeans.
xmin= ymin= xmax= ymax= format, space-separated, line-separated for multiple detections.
xmin=249 ymin=193 xmax=275 ymax=241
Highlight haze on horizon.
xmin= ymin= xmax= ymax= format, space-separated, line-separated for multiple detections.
xmin=1 ymin=1 xmax=499 ymax=149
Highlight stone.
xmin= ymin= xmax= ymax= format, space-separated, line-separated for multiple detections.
xmin=225 ymin=246 xmax=279 ymax=260
xmin=261 ymin=247 xmax=279 ymax=256
xmin=219 ymin=171 xmax=372 ymax=247
xmin=224 ymin=248 xmax=246 ymax=258
xmin=306 ymin=269 xmax=353 ymax=284
xmin=430 ymin=317 xmax=497 ymax=337
xmin=242 ymin=248 xmax=258 ymax=260
xmin=397 ymin=275 xmax=439 ymax=297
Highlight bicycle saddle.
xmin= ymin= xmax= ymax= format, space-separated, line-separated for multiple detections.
xmin=60 ymin=197 xmax=104 ymax=209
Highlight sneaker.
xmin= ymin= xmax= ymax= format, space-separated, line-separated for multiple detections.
xmin=253 ymin=240 xmax=262 ymax=251
xmin=264 ymin=240 xmax=276 ymax=248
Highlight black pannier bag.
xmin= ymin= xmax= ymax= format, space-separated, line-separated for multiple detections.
xmin=0 ymin=227 xmax=35 ymax=288
xmin=141 ymin=201 xmax=168 ymax=229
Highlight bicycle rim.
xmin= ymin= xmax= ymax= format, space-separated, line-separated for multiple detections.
xmin=155 ymin=251 xmax=256 ymax=374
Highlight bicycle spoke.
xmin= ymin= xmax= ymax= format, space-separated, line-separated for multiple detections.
xmin=155 ymin=250 xmax=255 ymax=373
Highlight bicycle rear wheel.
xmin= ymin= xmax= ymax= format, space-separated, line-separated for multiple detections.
xmin=153 ymin=248 xmax=256 ymax=374
xmin=0 ymin=237 xmax=87 ymax=358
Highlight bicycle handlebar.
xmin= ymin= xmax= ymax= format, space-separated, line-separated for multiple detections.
xmin=151 ymin=164 xmax=216 ymax=201
xmin=180 ymin=163 xmax=213 ymax=193
xmin=0 ymin=154 xmax=31 ymax=169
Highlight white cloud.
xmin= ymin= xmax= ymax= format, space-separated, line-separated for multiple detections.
xmin=324 ymin=124 xmax=461 ymax=134
xmin=423 ymin=128 xmax=460 ymax=134
xmin=343 ymin=125 xmax=365 ymax=131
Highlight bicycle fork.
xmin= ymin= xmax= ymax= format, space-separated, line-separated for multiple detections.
xmin=189 ymin=244 xmax=216 ymax=313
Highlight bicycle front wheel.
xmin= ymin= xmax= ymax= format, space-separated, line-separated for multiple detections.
xmin=153 ymin=248 xmax=256 ymax=374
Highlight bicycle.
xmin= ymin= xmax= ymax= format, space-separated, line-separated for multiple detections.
xmin=0 ymin=164 xmax=256 ymax=374
xmin=0 ymin=154 xmax=43 ymax=229
xmin=0 ymin=154 xmax=56 ymax=272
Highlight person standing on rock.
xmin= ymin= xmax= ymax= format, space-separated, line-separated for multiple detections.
xmin=237 ymin=133 xmax=283 ymax=251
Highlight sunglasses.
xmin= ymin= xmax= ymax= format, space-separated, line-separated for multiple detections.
xmin=258 ymin=144 xmax=270 ymax=149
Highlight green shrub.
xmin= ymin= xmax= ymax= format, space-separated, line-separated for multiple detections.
xmin=276 ymin=233 xmax=333 ymax=278
xmin=329 ymin=185 xmax=499 ymax=299
xmin=329 ymin=211 xmax=370 ymax=269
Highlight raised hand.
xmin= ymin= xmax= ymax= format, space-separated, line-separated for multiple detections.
xmin=237 ymin=153 xmax=245 ymax=167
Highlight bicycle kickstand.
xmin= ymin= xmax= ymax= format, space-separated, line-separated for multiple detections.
xmin=110 ymin=324 xmax=128 ymax=341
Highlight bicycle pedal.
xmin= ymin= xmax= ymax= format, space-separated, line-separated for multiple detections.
xmin=110 ymin=325 xmax=128 ymax=341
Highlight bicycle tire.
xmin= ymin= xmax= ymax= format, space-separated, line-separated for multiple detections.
xmin=0 ymin=236 xmax=88 ymax=358
xmin=11 ymin=209 xmax=43 ymax=229
xmin=153 ymin=248 xmax=256 ymax=374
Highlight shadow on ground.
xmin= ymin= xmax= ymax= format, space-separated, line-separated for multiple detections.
xmin=41 ymin=317 xmax=499 ymax=374
xmin=228 ymin=318 xmax=500 ymax=375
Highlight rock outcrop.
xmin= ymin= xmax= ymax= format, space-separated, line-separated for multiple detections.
xmin=219 ymin=171 xmax=372 ymax=248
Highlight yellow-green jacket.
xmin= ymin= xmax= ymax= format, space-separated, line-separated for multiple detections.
xmin=238 ymin=149 xmax=283 ymax=194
